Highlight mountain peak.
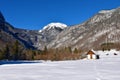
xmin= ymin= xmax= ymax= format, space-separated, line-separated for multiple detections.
xmin=39 ymin=22 xmax=67 ymax=32
xmin=0 ymin=11 xmax=5 ymax=27
xmin=88 ymin=8 xmax=120 ymax=24
xmin=0 ymin=11 xmax=5 ymax=21
xmin=99 ymin=7 xmax=120 ymax=14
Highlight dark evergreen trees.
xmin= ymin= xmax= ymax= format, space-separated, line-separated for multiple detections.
xmin=12 ymin=40 xmax=20 ymax=60
xmin=73 ymin=48 xmax=78 ymax=54
xmin=0 ymin=49 xmax=4 ymax=60
xmin=3 ymin=44 xmax=10 ymax=60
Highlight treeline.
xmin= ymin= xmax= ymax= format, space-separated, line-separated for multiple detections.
xmin=0 ymin=41 xmax=85 ymax=61
xmin=34 ymin=46 xmax=85 ymax=61
xmin=100 ymin=42 xmax=120 ymax=51
xmin=0 ymin=40 xmax=25 ymax=60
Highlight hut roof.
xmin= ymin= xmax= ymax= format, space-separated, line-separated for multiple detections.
xmin=87 ymin=50 xmax=95 ymax=55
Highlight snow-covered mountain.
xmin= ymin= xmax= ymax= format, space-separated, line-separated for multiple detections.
xmin=0 ymin=7 xmax=120 ymax=50
xmin=39 ymin=22 xmax=67 ymax=32
xmin=34 ymin=22 xmax=68 ymax=49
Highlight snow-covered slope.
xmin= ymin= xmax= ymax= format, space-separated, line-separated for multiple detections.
xmin=0 ymin=50 xmax=120 ymax=80
xmin=89 ymin=8 xmax=116 ymax=24
xmin=99 ymin=9 xmax=115 ymax=14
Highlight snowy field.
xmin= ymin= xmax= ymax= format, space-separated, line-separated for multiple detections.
xmin=0 ymin=50 xmax=120 ymax=80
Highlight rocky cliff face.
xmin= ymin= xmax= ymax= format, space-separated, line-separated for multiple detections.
xmin=47 ymin=7 xmax=120 ymax=50
xmin=0 ymin=12 xmax=35 ymax=49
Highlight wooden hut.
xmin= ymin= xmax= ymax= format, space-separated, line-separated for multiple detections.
xmin=87 ymin=50 xmax=97 ymax=59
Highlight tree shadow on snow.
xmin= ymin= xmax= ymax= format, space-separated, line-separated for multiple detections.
xmin=0 ymin=60 xmax=41 ymax=65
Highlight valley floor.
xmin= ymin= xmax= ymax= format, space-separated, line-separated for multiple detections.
xmin=0 ymin=50 xmax=120 ymax=80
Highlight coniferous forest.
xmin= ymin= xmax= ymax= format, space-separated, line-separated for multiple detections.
xmin=0 ymin=40 xmax=85 ymax=61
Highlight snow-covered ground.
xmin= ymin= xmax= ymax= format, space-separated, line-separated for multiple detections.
xmin=0 ymin=50 xmax=120 ymax=80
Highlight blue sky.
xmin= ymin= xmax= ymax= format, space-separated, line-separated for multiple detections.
xmin=0 ymin=0 xmax=120 ymax=30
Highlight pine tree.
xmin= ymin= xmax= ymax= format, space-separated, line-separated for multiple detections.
xmin=26 ymin=50 xmax=34 ymax=60
xmin=73 ymin=48 xmax=78 ymax=54
xmin=3 ymin=44 xmax=10 ymax=60
xmin=12 ymin=40 xmax=19 ymax=60
xmin=64 ymin=46 xmax=72 ymax=54
xmin=0 ymin=49 xmax=4 ymax=60
xmin=68 ymin=46 xmax=72 ymax=54
xmin=43 ymin=46 xmax=48 ymax=55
